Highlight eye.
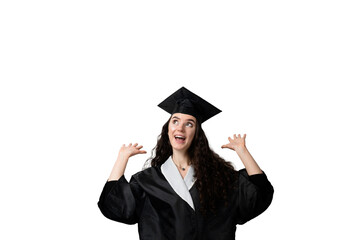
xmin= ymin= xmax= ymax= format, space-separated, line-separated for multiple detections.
xmin=172 ymin=119 xmax=179 ymax=125
xmin=186 ymin=122 xmax=193 ymax=127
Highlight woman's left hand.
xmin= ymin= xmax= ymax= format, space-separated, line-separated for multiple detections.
xmin=222 ymin=134 xmax=263 ymax=175
xmin=221 ymin=134 xmax=247 ymax=151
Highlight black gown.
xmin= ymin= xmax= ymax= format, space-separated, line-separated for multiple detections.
xmin=98 ymin=166 xmax=274 ymax=240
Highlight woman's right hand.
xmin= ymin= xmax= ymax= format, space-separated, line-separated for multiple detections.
xmin=108 ymin=143 xmax=147 ymax=181
xmin=118 ymin=143 xmax=147 ymax=159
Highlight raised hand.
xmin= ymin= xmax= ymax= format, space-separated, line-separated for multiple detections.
xmin=119 ymin=143 xmax=147 ymax=159
xmin=221 ymin=134 xmax=247 ymax=151
xmin=221 ymin=134 xmax=262 ymax=175
xmin=109 ymin=143 xmax=147 ymax=181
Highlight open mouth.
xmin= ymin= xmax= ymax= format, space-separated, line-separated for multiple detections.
xmin=174 ymin=135 xmax=186 ymax=143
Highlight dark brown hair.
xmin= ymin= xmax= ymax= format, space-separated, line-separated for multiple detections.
xmin=146 ymin=117 xmax=237 ymax=214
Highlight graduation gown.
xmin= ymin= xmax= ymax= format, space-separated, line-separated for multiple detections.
xmin=98 ymin=157 xmax=274 ymax=240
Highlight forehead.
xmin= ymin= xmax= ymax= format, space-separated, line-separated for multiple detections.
xmin=171 ymin=113 xmax=197 ymax=122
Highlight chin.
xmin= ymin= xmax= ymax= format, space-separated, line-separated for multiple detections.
xmin=171 ymin=144 xmax=189 ymax=152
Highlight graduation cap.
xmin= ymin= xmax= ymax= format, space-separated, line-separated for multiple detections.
xmin=158 ymin=87 xmax=221 ymax=124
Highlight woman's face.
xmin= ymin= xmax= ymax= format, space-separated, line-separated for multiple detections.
xmin=168 ymin=113 xmax=197 ymax=153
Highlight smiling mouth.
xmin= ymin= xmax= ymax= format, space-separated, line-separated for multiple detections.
xmin=174 ymin=135 xmax=186 ymax=143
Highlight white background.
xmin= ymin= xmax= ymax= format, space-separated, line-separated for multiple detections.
xmin=1 ymin=1 xmax=359 ymax=239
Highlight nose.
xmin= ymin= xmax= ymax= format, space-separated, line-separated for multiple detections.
xmin=176 ymin=123 xmax=185 ymax=132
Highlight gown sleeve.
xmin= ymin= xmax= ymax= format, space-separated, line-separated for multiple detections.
xmin=236 ymin=169 xmax=274 ymax=224
xmin=98 ymin=175 xmax=146 ymax=225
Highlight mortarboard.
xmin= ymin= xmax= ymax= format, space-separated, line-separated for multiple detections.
xmin=158 ymin=87 xmax=221 ymax=124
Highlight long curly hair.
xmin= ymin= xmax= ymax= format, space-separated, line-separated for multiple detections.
xmin=146 ymin=117 xmax=237 ymax=214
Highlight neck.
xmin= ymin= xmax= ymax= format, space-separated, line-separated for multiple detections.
xmin=172 ymin=150 xmax=190 ymax=167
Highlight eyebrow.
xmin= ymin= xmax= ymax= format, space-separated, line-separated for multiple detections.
xmin=171 ymin=116 xmax=196 ymax=123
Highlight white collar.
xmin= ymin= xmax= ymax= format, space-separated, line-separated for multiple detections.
xmin=161 ymin=156 xmax=196 ymax=210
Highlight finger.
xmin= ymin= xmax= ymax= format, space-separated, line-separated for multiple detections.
xmin=137 ymin=145 xmax=143 ymax=149
xmin=237 ymin=134 xmax=241 ymax=138
xmin=135 ymin=150 xmax=147 ymax=154
xmin=243 ymin=134 xmax=246 ymax=139
xmin=233 ymin=134 xmax=237 ymax=139
xmin=221 ymin=144 xmax=234 ymax=150
xmin=133 ymin=143 xmax=138 ymax=147
xmin=128 ymin=143 xmax=132 ymax=147
xmin=228 ymin=137 xmax=232 ymax=142
xmin=120 ymin=144 xmax=126 ymax=151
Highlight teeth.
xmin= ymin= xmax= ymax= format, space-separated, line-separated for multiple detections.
xmin=175 ymin=136 xmax=185 ymax=139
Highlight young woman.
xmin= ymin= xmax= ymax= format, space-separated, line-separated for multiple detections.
xmin=98 ymin=87 xmax=274 ymax=240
